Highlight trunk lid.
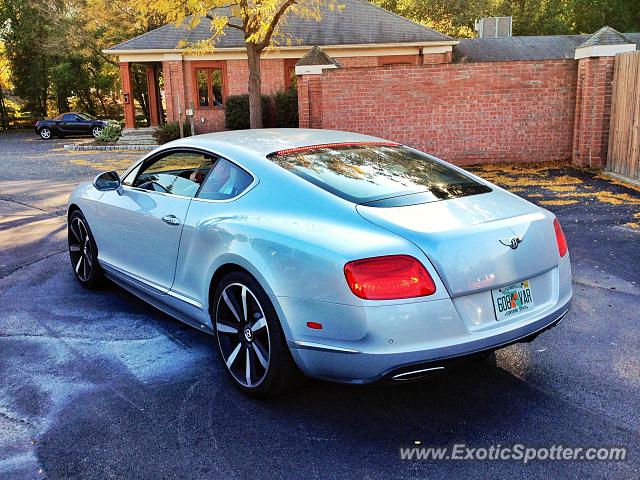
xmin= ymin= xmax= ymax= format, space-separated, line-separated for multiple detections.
xmin=356 ymin=189 xmax=558 ymax=297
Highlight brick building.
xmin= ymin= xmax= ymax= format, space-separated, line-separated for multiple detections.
xmin=104 ymin=0 xmax=456 ymax=133
xmin=107 ymin=8 xmax=638 ymax=167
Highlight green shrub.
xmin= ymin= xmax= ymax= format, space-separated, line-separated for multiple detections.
xmin=274 ymin=88 xmax=299 ymax=128
xmin=153 ymin=122 xmax=192 ymax=144
xmin=224 ymin=94 xmax=270 ymax=130
xmin=95 ymin=124 xmax=121 ymax=144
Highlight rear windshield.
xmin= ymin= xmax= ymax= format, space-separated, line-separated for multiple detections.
xmin=269 ymin=144 xmax=491 ymax=206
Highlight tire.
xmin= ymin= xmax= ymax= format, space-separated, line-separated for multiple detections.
xmin=39 ymin=127 xmax=52 ymax=140
xmin=91 ymin=126 xmax=103 ymax=138
xmin=68 ymin=210 xmax=103 ymax=288
xmin=213 ymin=271 xmax=303 ymax=397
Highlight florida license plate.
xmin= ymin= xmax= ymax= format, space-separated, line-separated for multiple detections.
xmin=492 ymin=280 xmax=535 ymax=321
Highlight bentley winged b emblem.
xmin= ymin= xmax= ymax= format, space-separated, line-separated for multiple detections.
xmin=499 ymin=235 xmax=523 ymax=250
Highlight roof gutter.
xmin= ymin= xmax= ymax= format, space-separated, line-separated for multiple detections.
xmin=102 ymin=40 xmax=459 ymax=56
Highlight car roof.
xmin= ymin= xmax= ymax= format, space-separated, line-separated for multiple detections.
xmin=165 ymin=128 xmax=390 ymax=158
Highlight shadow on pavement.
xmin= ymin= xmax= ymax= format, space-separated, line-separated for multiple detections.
xmin=35 ymin=352 xmax=638 ymax=479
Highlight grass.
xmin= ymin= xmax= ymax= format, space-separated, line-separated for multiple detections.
xmin=69 ymin=157 xmax=136 ymax=172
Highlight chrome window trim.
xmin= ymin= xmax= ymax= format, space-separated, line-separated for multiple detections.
xmin=121 ymin=146 xmax=259 ymax=203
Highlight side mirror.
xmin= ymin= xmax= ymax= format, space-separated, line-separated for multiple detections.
xmin=94 ymin=171 xmax=123 ymax=194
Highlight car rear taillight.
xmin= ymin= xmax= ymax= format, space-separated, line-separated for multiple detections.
xmin=344 ymin=255 xmax=436 ymax=300
xmin=553 ymin=218 xmax=568 ymax=257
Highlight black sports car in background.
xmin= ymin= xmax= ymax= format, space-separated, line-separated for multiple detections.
xmin=35 ymin=113 xmax=110 ymax=140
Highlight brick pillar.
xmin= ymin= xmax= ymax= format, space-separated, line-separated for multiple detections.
xmin=119 ymin=62 xmax=135 ymax=129
xmin=572 ymin=56 xmax=616 ymax=168
xmin=146 ymin=65 xmax=161 ymax=127
xmin=307 ymin=76 xmax=324 ymax=128
xmin=297 ymin=76 xmax=310 ymax=128
xmin=296 ymin=73 xmax=325 ymax=129
xmin=162 ymin=59 xmax=186 ymax=123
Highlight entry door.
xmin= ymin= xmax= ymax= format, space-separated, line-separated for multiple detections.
xmin=93 ymin=150 xmax=213 ymax=291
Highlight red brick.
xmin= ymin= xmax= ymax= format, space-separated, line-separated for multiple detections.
xmin=300 ymin=60 xmax=580 ymax=165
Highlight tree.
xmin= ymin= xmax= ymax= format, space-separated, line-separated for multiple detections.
xmin=0 ymin=42 xmax=12 ymax=129
xmin=372 ymin=0 xmax=493 ymax=37
xmin=134 ymin=0 xmax=339 ymax=128
xmin=372 ymin=0 xmax=640 ymax=37
xmin=68 ymin=0 xmax=165 ymax=120
xmin=569 ymin=0 xmax=640 ymax=34
xmin=0 ymin=0 xmax=163 ymax=121
xmin=0 ymin=0 xmax=54 ymax=116
xmin=488 ymin=0 xmax=571 ymax=35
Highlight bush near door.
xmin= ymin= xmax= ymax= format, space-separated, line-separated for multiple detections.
xmin=224 ymin=95 xmax=271 ymax=130
xmin=153 ymin=122 xmax=192 ymax=144
xmin=153 ymin=90 xmax=299 ymax=138
xmin=273 ymin=89 xmax=299 ymax=128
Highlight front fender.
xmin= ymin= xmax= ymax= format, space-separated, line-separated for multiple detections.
xmin=67 ymin=182 xmax=104 ymax=240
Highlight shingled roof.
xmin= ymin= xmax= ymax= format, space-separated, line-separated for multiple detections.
xmin=296 ymin=46 xmax=342 ymax=66
xmin=107 ymin=0 xmax=451 ymax=52
xmin=579 ymin=26 xmax=634 ymax=48
xmin=454 ymin=32 xmax=640 ymax=63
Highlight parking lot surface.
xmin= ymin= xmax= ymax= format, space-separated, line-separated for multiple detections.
xmin=1 ymin=132 xmax=639 ymax=479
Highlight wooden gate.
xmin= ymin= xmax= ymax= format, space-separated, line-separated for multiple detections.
xmin=608 ymin=51 xmax=640 ymax=179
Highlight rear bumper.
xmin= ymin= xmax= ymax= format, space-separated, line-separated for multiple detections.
xmin=287 ymin=298 xmax=570 ymax=384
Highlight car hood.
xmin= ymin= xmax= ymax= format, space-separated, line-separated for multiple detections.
xmin=356 ymin=189 xmax=559 ymax=297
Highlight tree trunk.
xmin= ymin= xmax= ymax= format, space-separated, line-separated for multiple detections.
xmin=0 ymin=88 xmax=8 ymax=130
xmin=246 ymin=43 xmax=263 ymax=129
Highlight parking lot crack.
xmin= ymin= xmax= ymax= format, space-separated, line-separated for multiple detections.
xmin=0 ymin=249 xmax=67 ymax=280
xmin=0 ymin=196 xmax=51 ymax=214
xmin=0 ymin=406 xmax=36 ymax=428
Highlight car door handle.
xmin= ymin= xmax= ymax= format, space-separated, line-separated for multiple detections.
xmin=162 ymin=215 xmax=181 ymax=226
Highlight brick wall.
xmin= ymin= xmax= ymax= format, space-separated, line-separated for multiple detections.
xmin=299 ymin=60 xmax=579 ymax=165
xmin=161 ymin=52 xmax=617 ymax=164
xmin=162 ymin=54 xmax=454 ymax=134
xmin=335 ymin=56 xmax=379 ymax=68
xmin=572 ymin=56 xmax=615 ymax=168
xmin=422 ymin=52 xmax=451 ymax=64
xmin=225 ymin=58 xmax=288 ymax=95
xmin=162 ymin=60 xmax=186 ymax=124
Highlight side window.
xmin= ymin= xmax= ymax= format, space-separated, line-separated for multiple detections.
xmin=62 ymin=114 xmax=76 ymax=122
xmin=132 ymin=151 xmax=217 ymax=198
xmin=197 ymin=158 xmax=253 ymax=200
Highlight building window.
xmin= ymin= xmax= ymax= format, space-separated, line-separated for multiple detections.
xmin=195 ymin=68 xmax=223 ymax=107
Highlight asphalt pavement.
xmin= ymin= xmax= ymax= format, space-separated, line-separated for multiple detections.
xmin=1 ymin=131 xmax=638 ymax=479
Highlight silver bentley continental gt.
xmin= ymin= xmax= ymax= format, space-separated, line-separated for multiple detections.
xmin=67 ymin=129 xmax=572 ymax=396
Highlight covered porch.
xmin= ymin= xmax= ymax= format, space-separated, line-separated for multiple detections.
xmin=118 ymin=62 xmax=164 ymax=129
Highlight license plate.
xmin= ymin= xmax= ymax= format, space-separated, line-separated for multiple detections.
xmin=492 ymin=280 xmax=535 ymax=321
